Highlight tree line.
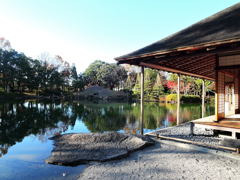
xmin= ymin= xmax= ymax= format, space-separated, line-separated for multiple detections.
xmin=82 ymin=61 xmax=214 ymax=101
xmin=124 ymin=66 xmax=214 ymax=101
xmin=0 ymin=48 xmax=79 ymax=96
xmin=0 ymin=37 xmax=214 ymax=99
xmin=0 ymin=38 xmax=127 ymax=96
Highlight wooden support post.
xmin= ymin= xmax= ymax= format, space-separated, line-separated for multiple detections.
xmin=202 ymin=79 xmax=205 ymax=118
xmin=190 ymin=122 xmax=194 ymax=135
xmin=140 ymin=66 xmax=144 ymax=135
xmin=215 ymin=71 xmax=218 ymax=122
xmin=177 ymin=74 xmax=180 ymax=125
xmin=232 ymin=131 xmax=237 ymax=139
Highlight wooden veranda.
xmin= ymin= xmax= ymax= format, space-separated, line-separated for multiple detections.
xmin=115 ymin=3 xmax=240 ymax=138
xmin=194 ymin=115 xmax=240 ymax=139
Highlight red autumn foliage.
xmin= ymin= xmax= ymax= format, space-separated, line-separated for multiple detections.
xmin=166 ymin=81 xmax=177 ymax=90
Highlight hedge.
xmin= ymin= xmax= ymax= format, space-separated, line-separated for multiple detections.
xmin=165 ymin=94 xmax=201 ymax=103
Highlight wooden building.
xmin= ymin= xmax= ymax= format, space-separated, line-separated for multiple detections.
xmin=115 ymin=3 xmax=240 ymax=137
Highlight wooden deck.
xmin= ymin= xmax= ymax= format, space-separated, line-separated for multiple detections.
xmin=193 ymin=115 xmax=240 ymax=139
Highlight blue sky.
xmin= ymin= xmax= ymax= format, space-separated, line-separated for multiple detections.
xmin=0 ymin=0 xmax=239 ymax=72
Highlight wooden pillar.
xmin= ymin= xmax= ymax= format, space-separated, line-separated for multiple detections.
xmin=238 ymin=73 xmax=240 ymax=113
xmin=215 ymin=71 xmax=225 ymax=121
xmin=190 ymin=122 xmax=195 ymax=135
xmin=177 ymin=74 xmax=180 ymax=125
xmin=234 ymin=75 xmax=239 ymax=114
xmin=202 ymin=79 xmax=205 ymax=118
xmin=140 ymin=66 xmax=144 ymax=135
xmin=215 ymin=72 xmax=218 ymax=121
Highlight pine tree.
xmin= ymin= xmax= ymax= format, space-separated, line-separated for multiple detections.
xmin=144 ymin=69 xmax=158 ymax=99
xmin=144 ymin=70 xmax=153 ymax=98
xmin=133 ymin=73 xmax=141 ymax=98
xmin=151 ymin=73 xmax=164 ymax=100
xmin=125 ymin=72 xmax=136 ymax=90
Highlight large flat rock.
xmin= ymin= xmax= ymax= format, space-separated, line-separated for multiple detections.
xmin=46 ymin=132 xmax=154 ymax=166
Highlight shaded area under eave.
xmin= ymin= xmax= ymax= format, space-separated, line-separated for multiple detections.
xmin=138 ymin=53 xmax=217 ymax=80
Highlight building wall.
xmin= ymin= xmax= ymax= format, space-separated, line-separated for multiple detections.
xmin=216 ymin=71 xmax=225 ymax=120
xmin=234 ymin=76 xmax=239 ymax=113
xmin=239 ymin=76 xmax=240 ymax=112
xmin=217 ymin=53 xmax=240 ymax=119
xmin=219 ymin=54 xmax=240 ymax=66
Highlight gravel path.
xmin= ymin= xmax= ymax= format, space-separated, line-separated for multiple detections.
xmin=153 ymin=123 xmax=222 ymax=146
xmin=78 ymin=140 xmax=240 ymax=180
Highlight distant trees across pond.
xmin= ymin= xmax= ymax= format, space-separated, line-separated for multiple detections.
xmin=84 ymin=60 xmax=127 ymax=90
xmin=0 ymin=41 xmax=127 ymax=97
xmin=0 ymin=45 xmax=82 ymax=96
xmin=0 ymin=37 xmax=214 ymax=100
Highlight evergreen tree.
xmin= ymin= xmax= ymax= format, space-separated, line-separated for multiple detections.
xmin=125 ymin=72 xmax=137 ymax=90
xmin=151 ymin=73 xmax=164 ymax=100
xmin=144 ymin=69 xmax=157 ymax=99
xmin=133 ymin=73 xmax=141 ymax=97
xmin=144 ymin=70 xmax=153 ymax=98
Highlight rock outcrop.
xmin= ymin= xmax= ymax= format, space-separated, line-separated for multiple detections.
xmin=76 ymin=86 xmax=129 ymax=101
xmin=46 ymin=132 xmax=154 ymax=166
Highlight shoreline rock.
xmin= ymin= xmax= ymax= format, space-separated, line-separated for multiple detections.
xmin=76 ymin=86 xmax=130 ymax=101
xmin=46 ymin=132 xmax=155 ymax=166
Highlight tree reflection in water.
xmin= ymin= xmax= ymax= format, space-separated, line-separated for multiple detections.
xmin=0 ymin=100 xmax=77 ymax=158
xmin=0 ymin=100 xmax=214 ymax=158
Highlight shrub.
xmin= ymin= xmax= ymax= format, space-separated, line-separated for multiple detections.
xmin=159 ymin=95 xmax=166 ymax=102
xmin=0 ymin=87 xmax=4 ymax=92
xmin=165 ymin=94 xmax=201 ymax=103
xmin=209 ymin=96 xmax=215 ymax=104
xmin=40 ymin=89 xmax=63 ymax=96
xmin=181 ymin=95 xmax=201 ymax=103
xmin=166 ymin=94 xmax=177 ymax=103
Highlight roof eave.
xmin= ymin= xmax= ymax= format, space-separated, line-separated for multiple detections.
xmin=115 ymin=38 xmax=240 ymax=62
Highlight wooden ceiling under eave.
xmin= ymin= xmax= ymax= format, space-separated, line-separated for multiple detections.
xmin=137 ymin=53 xmax=217 ymax=81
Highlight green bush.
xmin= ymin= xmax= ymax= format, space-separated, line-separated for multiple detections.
xmin=209 ymin=96 xmax=215 ymax=104
xmin=165 ymin=94 xmax=201 ymax=103
xmin=0 ymin=87 xmax=4 ymax=92
xmin=166 ymin=94 xmax=177 ymax=103
xmin=181 ymin=95 xmax=201 ymax=103
xmin=40 ymin=89 xmax=63 ymax=96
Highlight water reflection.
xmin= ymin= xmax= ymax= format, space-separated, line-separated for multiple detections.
xmin=0 ymin=100 xmax=215 ymax=158
xmin=0 ymin=101 xmax=76 ymax=158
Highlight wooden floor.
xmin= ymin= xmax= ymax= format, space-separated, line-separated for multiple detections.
xmin=194 ymin=115 xmax=240 ymax=138
xmin=195 ymin=119 xmax=240 ymax=129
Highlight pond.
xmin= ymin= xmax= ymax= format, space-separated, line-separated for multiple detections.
xmin=0 ymin=100 xmax=214 ymax=180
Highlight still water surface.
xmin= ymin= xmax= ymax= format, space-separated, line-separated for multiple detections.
xmin=0 ymin=100 xmax=214 ymax=179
